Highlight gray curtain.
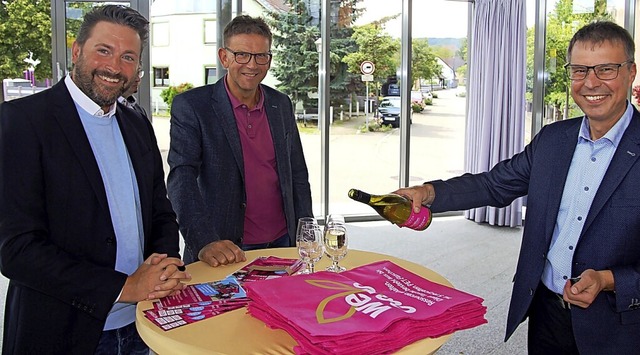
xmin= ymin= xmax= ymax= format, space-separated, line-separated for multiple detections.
xmin=464 ymin=0 xmax=526 ymax=227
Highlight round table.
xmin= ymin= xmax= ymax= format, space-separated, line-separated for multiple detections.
xmin=136 ymin=248 xmax=452 ymax=354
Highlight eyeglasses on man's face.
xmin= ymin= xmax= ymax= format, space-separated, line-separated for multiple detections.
xmin=564 ymin=60 xmax=633 ymax=80
xmin=224 ymin=48 xmax=272 ymax=65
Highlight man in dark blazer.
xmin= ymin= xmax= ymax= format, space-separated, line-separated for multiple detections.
xmin=168 ymin=15 xmax=312 ymax=267
xmin=0 ymin=6 xmax=189 ymax=354
xmin=397 ymin=21 xmax=640 ymax=354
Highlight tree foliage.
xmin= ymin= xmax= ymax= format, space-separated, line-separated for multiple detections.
xmin=0 ymin=0 xmax=52 ymax=81
xmin=266 ymin=0 xmax=319 ymax=108
xmin=343 ymin=20 xmax=399 ymax=88
xmin=455 ymin=38 xmax=467 ymax=80
xmin=266 ymin=0 xmax=363 ymax=110
xmin=411 ymin=39 xmax=440 ymax=87
xmin=526 ymin=0 xmax=612 ymax=119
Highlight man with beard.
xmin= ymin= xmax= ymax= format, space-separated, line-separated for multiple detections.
xmin=0 ymin=5 xmax=190 ymax=354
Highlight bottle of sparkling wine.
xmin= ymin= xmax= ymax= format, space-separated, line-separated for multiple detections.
xmin=348 ymin=188 xmax=432 ymax=231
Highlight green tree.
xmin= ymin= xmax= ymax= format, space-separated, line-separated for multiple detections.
xmin=411 ymin=39 xmax=440 ymax=88
xmin=527 ymin=0 xmax=612 ymax=120
xmin=266 ymin=0 xmax=364 ymax=111
xmin=0 ymin=0 xmax=52 ymax=81
xmin=431 ymin=46 xmax=453 ymax=60
xmin=266 ymin=0 xmax=320 ymax=109
xmin=343 ymin=20 xmax=400 ymax=90
xmin=455 ymin=38 xmax=467 ymax=81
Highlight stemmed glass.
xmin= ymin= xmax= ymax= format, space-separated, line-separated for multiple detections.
xmin=323 ymin=215 xmax=348 ymax=272
xmin=296 ymin=218 xmax=323 ymax=274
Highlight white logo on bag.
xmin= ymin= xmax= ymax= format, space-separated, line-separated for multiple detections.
xmin=344 ymin=283 xmax=417 ymax=319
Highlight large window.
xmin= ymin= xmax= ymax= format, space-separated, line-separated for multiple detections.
xmin=537 ymin=0 xmax=626 ymax=129
xmin=153 ymin=67 xmax=170 ymax=87
xmin=204 ymin=19 xmax=216 ymax=45
xmin=205 ymin=67 xmax=217 ymax=85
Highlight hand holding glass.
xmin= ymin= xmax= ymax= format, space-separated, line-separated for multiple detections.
xmin=296 ymin=218 xmax=323 ymax=274
xmin=323 ymin=221 xmax=348 ymax=272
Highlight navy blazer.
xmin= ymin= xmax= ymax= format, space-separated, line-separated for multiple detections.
xmin=167 ymin=78 xmax=312 ymax=263
xmin=430 ymin=106 xmax=640 ymax=354
xmin=0 ymin=80 xmax=180 ymax=354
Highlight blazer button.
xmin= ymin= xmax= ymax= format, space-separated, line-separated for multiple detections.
xmin=529 ymin=288 xmax=534 ymax=296
xmin=105 ymin=237 xmax=115 ymax=245
xmin=240 ymin=203 xmax=247 ymax=209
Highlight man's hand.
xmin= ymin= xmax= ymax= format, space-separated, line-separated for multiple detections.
xmin=563 ymin=269 xmax=614 ymax=308
xmin=120 ymin=253 xmax=192 ymax=302
xmin=394 ymin=183 xmax=435 ymax=213
xmin=198 ymin=240 xmax=246 ymax=267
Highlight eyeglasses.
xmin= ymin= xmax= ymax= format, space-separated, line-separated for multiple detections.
xmin=565 ymin=60 xmax=633 ymax=80
xmin=224 ymin=47 xmax=272 ymax=65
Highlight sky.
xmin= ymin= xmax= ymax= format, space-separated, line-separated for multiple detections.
xmin=354 ymin=0 xmax=470 ymax=38
xmin=355 ymin=0 xmax=538 ymax=38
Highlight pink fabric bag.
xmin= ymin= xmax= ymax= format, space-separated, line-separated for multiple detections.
xmin=246 ymin=260 xmax=486 ymax=354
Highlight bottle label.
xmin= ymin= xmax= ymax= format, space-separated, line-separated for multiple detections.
xmin=399 ymin=208 xmax=432 ymax=230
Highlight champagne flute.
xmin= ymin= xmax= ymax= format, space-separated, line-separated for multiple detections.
xmin=323 ymin=220 xmax=348 ymax=272
xmin=296 ymin=218 xmax=323 ymax=274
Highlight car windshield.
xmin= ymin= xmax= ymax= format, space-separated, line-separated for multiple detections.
xmin=380 ymin=98 xmax=400 ymax=107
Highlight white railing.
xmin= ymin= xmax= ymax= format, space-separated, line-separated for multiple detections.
xmin=2 ymin=79 xmax=50 ymax=102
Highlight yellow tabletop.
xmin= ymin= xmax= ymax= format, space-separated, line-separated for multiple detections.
xmin=136 ymin=248 xmax=452 ymax=355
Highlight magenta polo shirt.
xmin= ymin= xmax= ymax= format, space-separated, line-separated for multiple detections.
xmin=224 ymin=80 xmax=287 ymax=244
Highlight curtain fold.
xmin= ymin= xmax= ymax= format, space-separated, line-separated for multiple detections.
xmin=464 ymin=0 xmax=527 ymax=227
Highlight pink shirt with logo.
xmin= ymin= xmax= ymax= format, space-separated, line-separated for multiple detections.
xmin=224 ymin=80 xmax=287 ymax=244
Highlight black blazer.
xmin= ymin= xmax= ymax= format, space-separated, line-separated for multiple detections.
xmin=430 ymin=108 xmax=640 ymax=354
xmin=0 ymin=80 xmax=180 ymax=354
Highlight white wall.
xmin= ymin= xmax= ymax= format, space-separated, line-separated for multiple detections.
xmin=149 ymin=1 xmax=281 ymax=110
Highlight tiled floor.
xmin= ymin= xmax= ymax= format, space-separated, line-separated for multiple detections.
xmin=348 ymin=217 xmax=528 ymax=354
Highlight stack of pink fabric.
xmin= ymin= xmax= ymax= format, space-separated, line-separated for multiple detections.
xmin=245 ymin=260 xmax=487 ymax=355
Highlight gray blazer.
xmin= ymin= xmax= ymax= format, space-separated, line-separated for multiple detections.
xmin=167 ymin=78 xmax=312 ymax=263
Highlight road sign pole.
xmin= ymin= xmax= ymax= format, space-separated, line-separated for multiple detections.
xmin=365 ymin=82 xmax=369 ymax=130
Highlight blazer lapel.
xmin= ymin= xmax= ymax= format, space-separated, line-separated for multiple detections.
xmin=51 ymin=81 xmax=110 ymax=214
xmin=583 ymin=111 xmax=640 ymax=233
xmin=115 ymin=105 xmax=150 ymax=214
xmin=263 ymin=88 xmax=286 ymax=166
xmin=543 ymin=121 xmax=581 ymax=242
xmin=210 ymin=80 xmax=245 ymax=178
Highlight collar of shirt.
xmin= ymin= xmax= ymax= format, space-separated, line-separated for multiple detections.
xmin=223 ymin=75 xmax=265 ymax=111
xmin=65 ymin=75 xmax=116 ymax=118
xmin=579 ymin=101 xmax=634 ymax=147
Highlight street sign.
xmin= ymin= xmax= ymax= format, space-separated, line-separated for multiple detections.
xmin=361 ymin=74 xmax=374 ymax=82
xmin=360 ymin=61 xmax=375 ymax=75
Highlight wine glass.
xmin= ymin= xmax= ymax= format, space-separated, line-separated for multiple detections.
xmin=296 ymin=218 xmax=323 ymax=274
xmin=323 ymin=219 xmax=348 ymax=272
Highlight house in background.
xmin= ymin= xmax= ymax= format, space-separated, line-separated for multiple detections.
xmin=435 ymin=57 xmax=459 ymax=89
xmin=149 ymin=0 xmax=286 ymax=111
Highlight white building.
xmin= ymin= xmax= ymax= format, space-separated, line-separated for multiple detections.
xmin=149 ymin=0 xmax=285 ymax=110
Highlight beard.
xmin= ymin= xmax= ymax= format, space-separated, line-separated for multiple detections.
xmin=72 ymin=54 xmax=133 ymax=108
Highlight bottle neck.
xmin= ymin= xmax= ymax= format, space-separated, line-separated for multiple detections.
xmin=348 ymin=189 xmax=372 ymax=204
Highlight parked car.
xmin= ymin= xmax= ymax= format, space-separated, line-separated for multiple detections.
xmin=377 ymin=96 xmax=412 ymax=127
xmin=387 ymin=83 xmax=400 ymax=96
xmin=411 ymin=91 xmax=426 ymax=112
